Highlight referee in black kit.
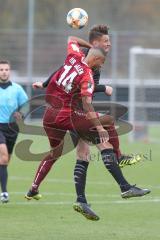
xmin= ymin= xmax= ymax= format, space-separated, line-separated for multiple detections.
xmin=0 ymin=60 xmax=28 ymax=203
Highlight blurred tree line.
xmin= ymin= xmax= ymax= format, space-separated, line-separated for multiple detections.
xmin=0 ymin=0 xmax=159 ymax=31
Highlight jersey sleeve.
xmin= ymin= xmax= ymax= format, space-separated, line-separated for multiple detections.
xmin=42 ymin=66 xmax=62 ymax=88
xmin=80 ymin=72 xmax=95 ymax=97
xmin=67 ymin=40 xmax=84 ymax=58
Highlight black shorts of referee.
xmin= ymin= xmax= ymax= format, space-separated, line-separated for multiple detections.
xmin=0 ymin=122 xmax=19 ymax=154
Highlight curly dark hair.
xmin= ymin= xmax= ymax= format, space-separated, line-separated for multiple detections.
xmin=89 ymin=24 xmax=109 ymax=43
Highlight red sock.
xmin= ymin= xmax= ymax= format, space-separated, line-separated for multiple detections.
xmin=31 ymin=154 xmax=56 ymax=191
xmin=107 ymin=123 xmax=122 ymax=159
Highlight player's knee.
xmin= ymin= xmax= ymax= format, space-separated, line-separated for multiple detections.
xmin=96 ymin=142 xmax=113 ymax=151
xmin=108 ymin=116 xmax=114 ymax=125
xmin=50 ymin=142 xmax=64 ymax=161
xmin=0 ymin=153 xmax=9 ymax=165
xmin=76 ymin=143 xmax=90 ymax=160
xmin=76 ymin=151 xmax=90 ymax=160
xmin=100 ymin=115 xmax=114 ymax=126
xmin=50 ymin=150 xmax=60 ymax=161
xmin=76 ymin=149 xmax=90 ymax=160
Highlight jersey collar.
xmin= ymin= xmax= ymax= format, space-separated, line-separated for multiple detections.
xmin=0 ymin=81 xmax=12 ymax=89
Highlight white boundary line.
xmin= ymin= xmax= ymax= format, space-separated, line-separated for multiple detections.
xmin=10 ymin=176 xmax=160 ymax=189
xmin=1 ymin=198 xmax=160 ymax=206
xmin=8 ymin=192 xmax=160 ymax=199
xmin=9 ymin=191 xmax=119 ymax=197
xmin=10 ymin=176 xmax=112 ymax=185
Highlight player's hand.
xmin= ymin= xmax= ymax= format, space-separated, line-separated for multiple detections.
xmin=97 ymin=126 xmax=109 ymax=143
xmin=13 ymin=112 xmax=23 ymax=121
xmin=105 ymin=86 xmax=113 ymax=96
xmin=32 ymin=81 xmax=43 ymax=89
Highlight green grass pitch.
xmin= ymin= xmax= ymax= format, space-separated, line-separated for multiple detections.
xmin=0 ymin=132 xmax=159 ymax=240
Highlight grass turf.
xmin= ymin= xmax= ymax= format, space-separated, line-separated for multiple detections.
xmin=0 ymin=133 xmax=159 ymax=240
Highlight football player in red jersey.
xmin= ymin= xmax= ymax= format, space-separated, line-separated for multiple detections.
xmin=25 ymin=36 xmax=150 ymax=221
xmin=32 ymin=25 xmax=142 ymax=170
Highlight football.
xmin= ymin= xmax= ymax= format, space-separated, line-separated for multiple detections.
xmin=66 ymin=8 xmax=88 ymax=29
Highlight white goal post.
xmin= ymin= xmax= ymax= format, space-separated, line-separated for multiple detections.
xmin=129 ymin=47 xmax=160 ymax=142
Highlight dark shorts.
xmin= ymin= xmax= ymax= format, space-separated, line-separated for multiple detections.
xmin=69 ymin=130 xmax=79 ymax=147
xmin=0 ymin=122 xmax=19 ymax=154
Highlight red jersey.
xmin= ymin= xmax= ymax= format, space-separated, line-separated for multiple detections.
xmin=45 ymin=40 xmax=94 ymax=112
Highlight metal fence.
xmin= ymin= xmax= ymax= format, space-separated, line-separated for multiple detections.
xmin=1 ymin=29 xmax=160 ymax=78
xmin=1 ymin=29 xmax=160 ymax=125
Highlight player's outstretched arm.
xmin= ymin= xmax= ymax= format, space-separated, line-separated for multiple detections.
xmin=68 ymin=36 xmax=92 ymax=49
xmin=82 ymin=95 xmax=109 ymax=143
xmin=42 ymin=68 xmax=61 ymax=88
xmin=105 ymin=85 xmax=113 ymax=95
xmin=32 ymin=67 xmax=61 ymax=89
xmin=32 ymin=81 xmax=44 ymax=89
xmin=94 ymin=85 xmax=113 ymax=96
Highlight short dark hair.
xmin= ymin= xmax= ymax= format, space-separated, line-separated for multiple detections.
xmin=0 ymin=59 xmax=10 ymax=65
xmin=92 ymin=47 xmax=107 ymax=57
xmin=89 ymin=24 xmax=109 ymax=43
